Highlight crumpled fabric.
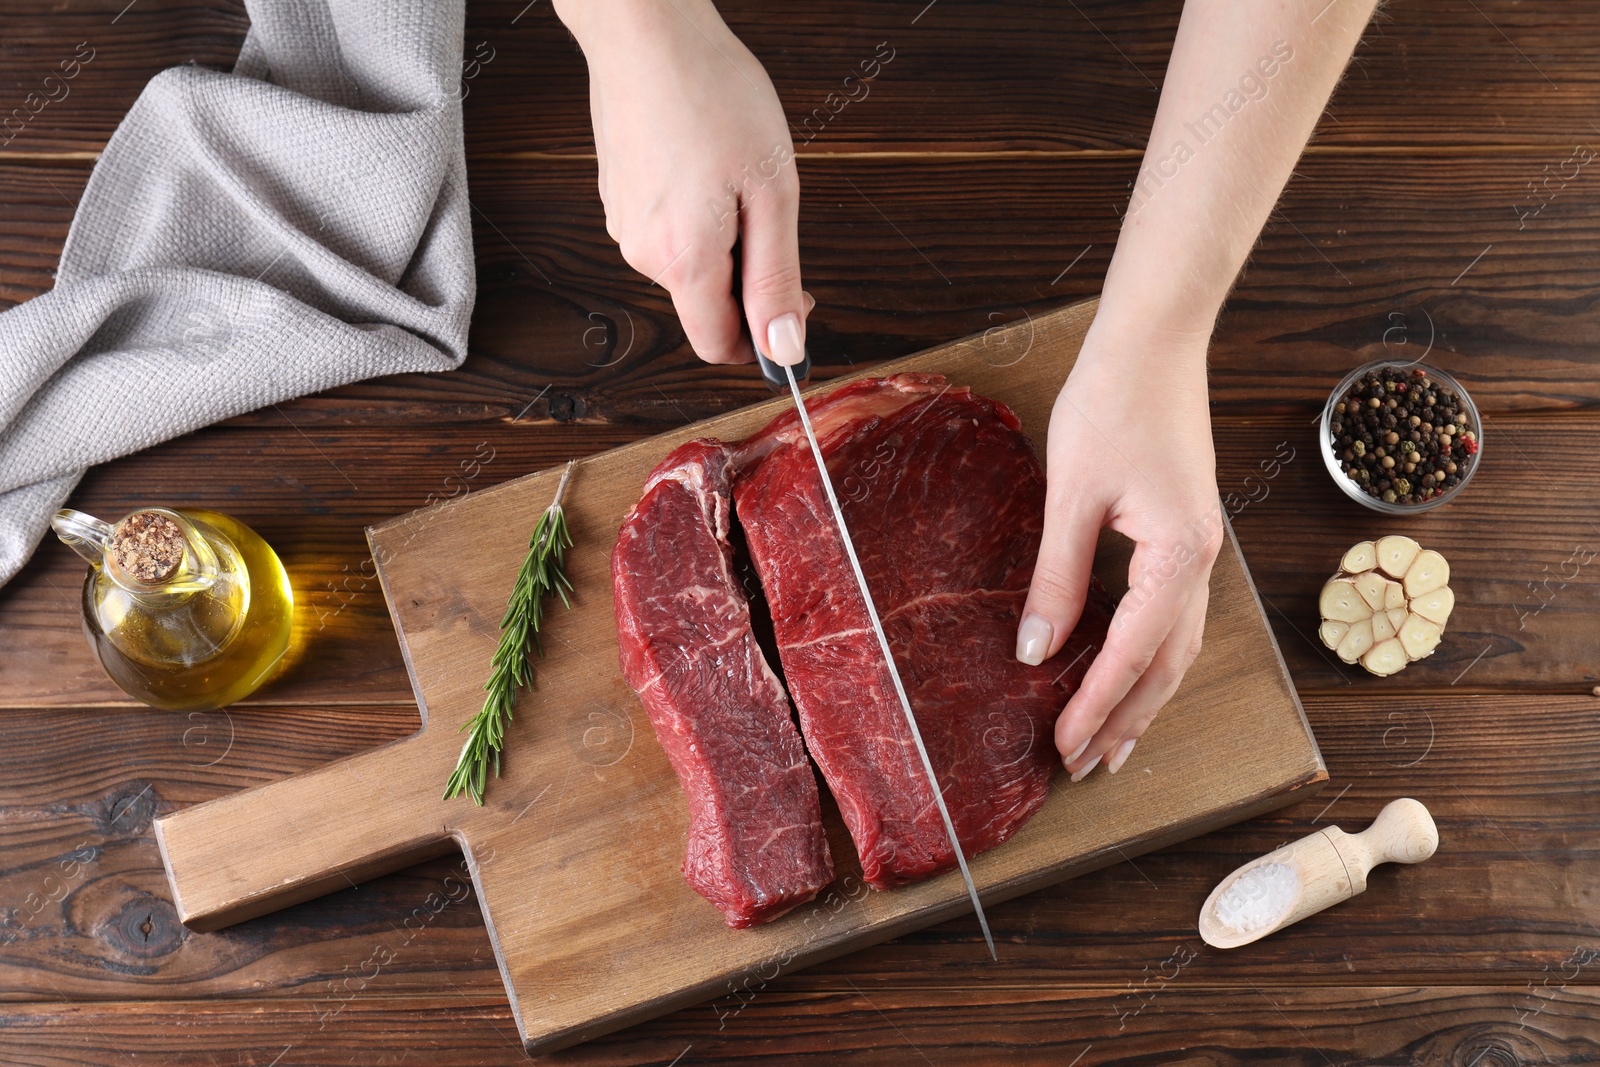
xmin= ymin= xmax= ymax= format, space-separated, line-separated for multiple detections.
xmin=0 ymin=0 xmax=475 ymax=585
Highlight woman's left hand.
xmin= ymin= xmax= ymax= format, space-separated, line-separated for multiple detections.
xmin=1015 ymin=312 xmax=1222 ymax=780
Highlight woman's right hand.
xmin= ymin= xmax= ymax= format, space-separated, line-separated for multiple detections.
xmin=555 ymin=0 xmax=809 ymax=367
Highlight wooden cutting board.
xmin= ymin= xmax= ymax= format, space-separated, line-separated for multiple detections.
xmin=154 ymin=299 xmax=1325 ymax=1056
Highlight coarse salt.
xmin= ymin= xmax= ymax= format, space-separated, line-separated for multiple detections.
xmin=1212 ymin=861 xmax=1300 ymax=934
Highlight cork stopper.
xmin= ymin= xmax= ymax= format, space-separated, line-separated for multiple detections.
xmin=110 ymin=511 xmax=187 ymax=584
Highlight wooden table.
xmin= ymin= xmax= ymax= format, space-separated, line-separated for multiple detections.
xmin=2 ymin=2 xmax=1597 ymax=1062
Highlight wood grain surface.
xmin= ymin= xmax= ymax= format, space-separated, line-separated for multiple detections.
xmin=4 ymin=1 xmax=1599 ymax=159
xmin=9 ymin=153 xmax=1600 ymax=419
xmin=1 ymin=986 xmax=1597 ymax=1066
xmin=2 ymin=0 xmax=1598 ymax=1060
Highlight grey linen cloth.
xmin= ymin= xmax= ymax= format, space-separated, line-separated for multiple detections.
xmin=0 ymin=0 xmax=475 ymax=585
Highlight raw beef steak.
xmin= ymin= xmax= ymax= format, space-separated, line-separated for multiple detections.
xmin=733 ymin=374 xmax=1114 ymax=889
xmin=613 ymin=439 xmax=833 ymax=926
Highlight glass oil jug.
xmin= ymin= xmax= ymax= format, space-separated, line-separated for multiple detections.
xmin=51 ymin=507 xmax=295 ymax=711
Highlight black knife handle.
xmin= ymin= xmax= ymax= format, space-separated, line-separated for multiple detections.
xmin=755 ymin=346 xmax=811 ymax=393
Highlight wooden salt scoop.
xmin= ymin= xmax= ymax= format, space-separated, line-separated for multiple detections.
xmin=1198 ymin=797 xmax=1438 ymax=949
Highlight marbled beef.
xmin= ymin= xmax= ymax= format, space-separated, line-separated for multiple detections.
xmin=612 ymin=439 xmax=833 ymax=926
xmin=732 ymin=374 xmax=1113 ymax=889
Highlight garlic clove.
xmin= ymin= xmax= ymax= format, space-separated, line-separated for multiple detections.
xmin=1320 ymin=578 xmax=1371 ymax=624
xmin=1386 ymin=606 xmax=1407 ymax=634
xmin=1375 ymin=535 xmax=1422 ymax=580
xmin=1361 ymin=638 xmax=1408 ymax=677
xmin=1403 ymin=550 xmax=1450 ymax=598
xmin=1320 ymin=619 xmax=1350 ymax=650
xmin=1342 ymin=540 xmax=1378 ymax=573
xmin=1354 ymin=570 xmax=1390 ymax=611
xmin=1336 ymin=618 xmax=1375 ymax=664
xmin=1371 ymin=609 xmax=1397 ymax=641
xmin=1399 ymin=613 xmax=1443 ymax=660
xmin=1384 ymin=579 xmax=1405 ymax=611
xmin=1411 ymin=585 xmax=1455 ymax=626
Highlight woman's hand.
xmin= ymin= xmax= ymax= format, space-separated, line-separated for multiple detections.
xmin=1015 ymin=313 xmax=1222 ymax=780
xmin=557 ymin=0 xmax=808 ymax=367
xmin=1012 ymin=0 xmax=1378 ymax=782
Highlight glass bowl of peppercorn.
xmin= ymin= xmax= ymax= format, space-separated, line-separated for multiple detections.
xmin=1320 ymin=360 xmax=1482 ymax=513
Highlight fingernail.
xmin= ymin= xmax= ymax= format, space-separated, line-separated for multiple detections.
xmin=1062 ymin=737 xmax=1090 ymax=767
xmin=1069 ymin=753 xmax=1103 ymax=783
xmin=766 ymin=312 xmax=806 ymax=366
xmin=1106 ymin=736 xmax=1138 ymax=775
xmin=1016 ymin=612 xmax=1053 ymax=666
xmin=802 ymin=290 xmax=816 ymax=315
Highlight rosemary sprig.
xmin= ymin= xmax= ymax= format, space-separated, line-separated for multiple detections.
xmin=443 ymin=460 xmax=576 ymax=805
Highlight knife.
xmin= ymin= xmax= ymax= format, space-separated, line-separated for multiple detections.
xmin=755 ymin=346 xmax=997 ymax=961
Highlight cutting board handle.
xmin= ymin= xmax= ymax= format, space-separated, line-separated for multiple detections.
xmin=154 ymin=732 xmax=455 ymax=931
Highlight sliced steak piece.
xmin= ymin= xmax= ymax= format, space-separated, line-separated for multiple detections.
xmin=733 ymin=375 xmax=1114 ymax=889
xmin=613 ymin=439 xmax=833 ymax=926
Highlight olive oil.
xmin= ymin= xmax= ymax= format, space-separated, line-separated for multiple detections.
xmin=53 ymin=507 xmax=294 ymax=711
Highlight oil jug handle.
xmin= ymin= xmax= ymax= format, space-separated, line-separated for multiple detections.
xmin=51 ymin=508 xmax=114 ymax=569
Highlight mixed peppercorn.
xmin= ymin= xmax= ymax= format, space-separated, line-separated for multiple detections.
xmin=1329 ymin=366 xmax=1477 ymax=506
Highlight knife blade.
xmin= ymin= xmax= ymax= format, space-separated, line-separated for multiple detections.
xmin=756 ymin=348 xmax=997 ymax=961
